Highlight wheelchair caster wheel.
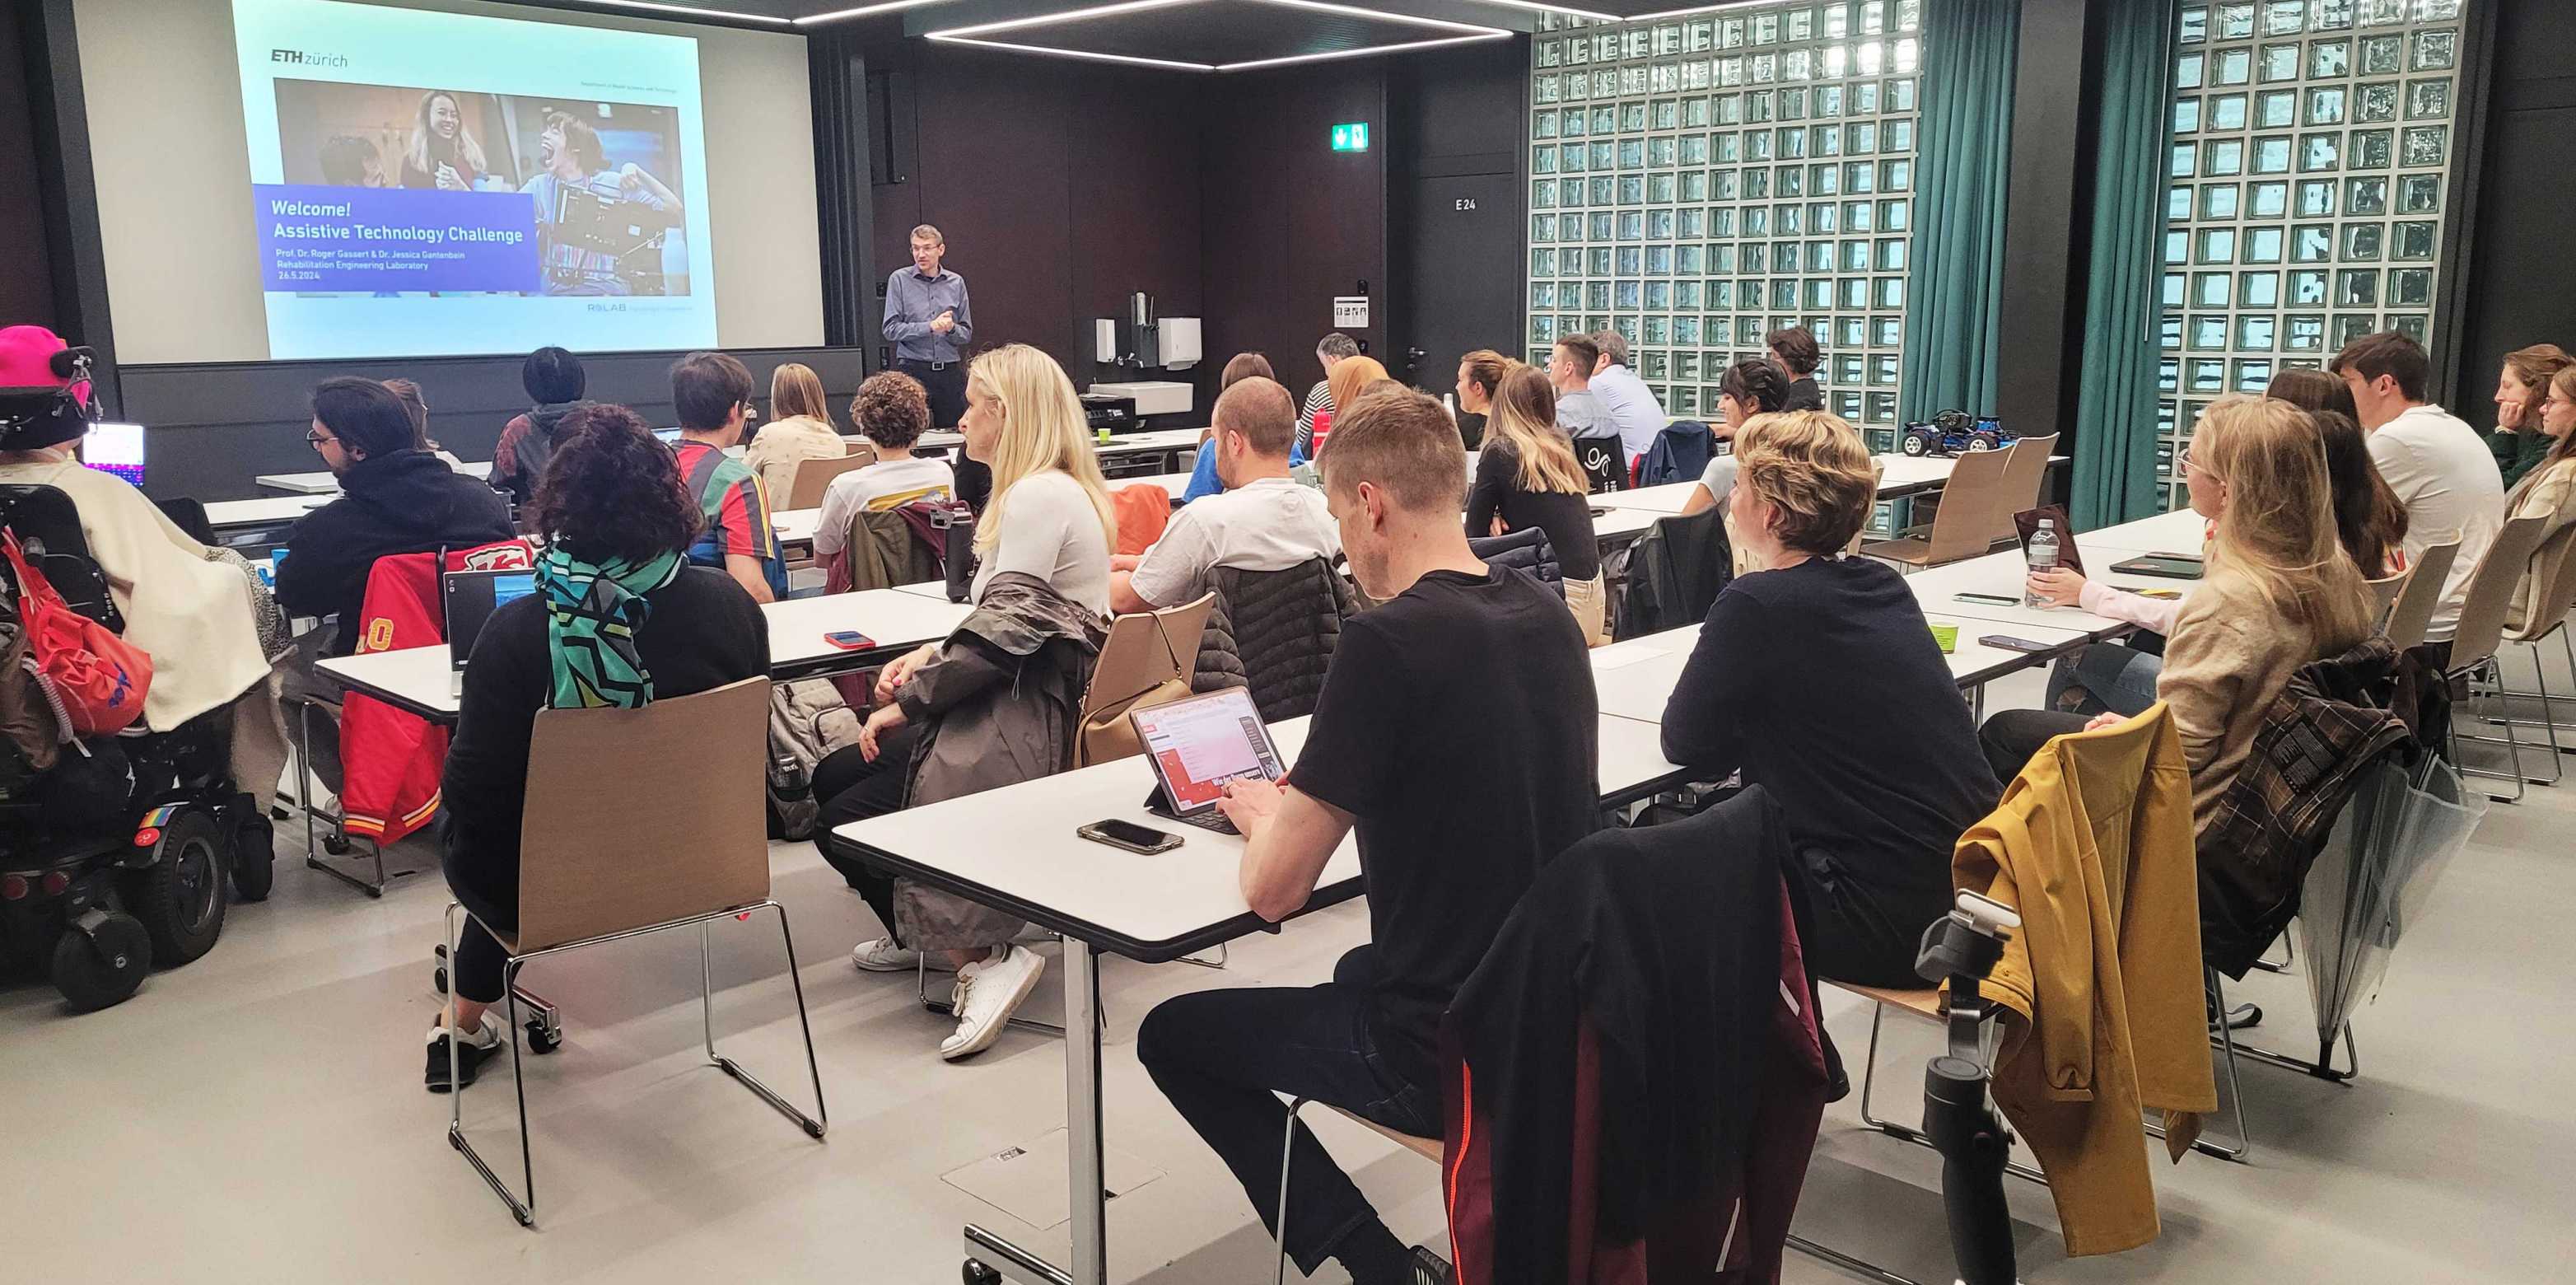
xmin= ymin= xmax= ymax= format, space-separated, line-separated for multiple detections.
xmin=963 ymin=1261 xmax=1002 ymax=1285
xmin=432 ymin=967 xmax=448 ymax=996
xmin=525 ymin=1021 xmax=562 ymax=1054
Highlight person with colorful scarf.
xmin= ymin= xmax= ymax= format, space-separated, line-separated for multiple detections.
xmin=426 ymin=404 xmax=768 ymax=1092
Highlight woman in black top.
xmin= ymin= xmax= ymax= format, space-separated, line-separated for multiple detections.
xmin=1659 ymin=410 xmax=2000 ymax=987
xmin=426 ymin=404 xmax=768 ymax=1092
xmin=1466 ymin=363 xmax=1605 ymax=643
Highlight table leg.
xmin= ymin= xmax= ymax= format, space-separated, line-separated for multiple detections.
xmin=1064 ymin=937 xmax=1108 ymax=1285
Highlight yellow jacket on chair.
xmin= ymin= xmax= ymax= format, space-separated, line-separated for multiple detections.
xmin=1949 ymin=702 xmax=2214 ymax=1256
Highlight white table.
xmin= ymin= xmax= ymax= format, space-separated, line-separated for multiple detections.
xmin=918 ymin=426 xmax=1204 ymax=465
xmin=255 ymin=458 xmax=493 ymax=495
xmin=834 ymin=710 xmax=1685 ymax=1285
xmin=315 ymin=644 xmax=459 ymax=722
xmin=1589 ymin=616 xmax=2091 ymax=726
xmin=889 ymin=579 xmax=960 ymax=602
xmin=1902 ymin=534 xmax=2192 ymax=639
xmin=206 ymin=493 xmax=331 ymax=530
xmin=774 ymin=507 xmax=819 ymax=549
xmin=2090 ymin=507 xmax=2208 ymax=554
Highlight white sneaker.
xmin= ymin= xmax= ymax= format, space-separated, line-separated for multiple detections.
xmin=850 ymin=937 xmax=958 ymax=974
xmin=940 ymin=945 xmax=1045 ymax=1061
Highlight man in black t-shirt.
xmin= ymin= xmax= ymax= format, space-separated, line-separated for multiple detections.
xmin=1137 ymin=388 xmax=1598 ymax=1285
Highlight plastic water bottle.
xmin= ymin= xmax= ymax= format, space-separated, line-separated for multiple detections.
xmin=2025 ymin=518 xmax=2059 ymax=608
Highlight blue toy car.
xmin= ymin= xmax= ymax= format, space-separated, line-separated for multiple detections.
xmin=1899 ymin=409 xmax=2016 ymax=458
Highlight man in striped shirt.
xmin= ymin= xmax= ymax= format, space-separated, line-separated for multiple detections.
xmin=1295 ymin=331 xmax=1360 ymax=457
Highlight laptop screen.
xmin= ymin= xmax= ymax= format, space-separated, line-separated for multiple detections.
xmin=83 ymin=423 xmax=145 ymax=486
xmin=1130 ymin=688 xmax=1285 ymax=815
xmin=443 ymin=568 xmax=540 ymax=671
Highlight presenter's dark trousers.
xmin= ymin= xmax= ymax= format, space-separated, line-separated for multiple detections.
xmin=898 ymin=357 xmax=989 ymax=513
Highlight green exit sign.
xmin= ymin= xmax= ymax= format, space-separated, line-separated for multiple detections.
xmin=1329 ymin=122 xmax=1370 ymax=152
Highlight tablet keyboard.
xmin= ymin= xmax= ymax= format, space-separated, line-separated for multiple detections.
xmin=1170 ymin=808 xmax=1240 ymax=835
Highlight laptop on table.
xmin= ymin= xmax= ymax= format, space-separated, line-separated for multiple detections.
xmin=1129 ymin=688 xmax=1287 ymax=835
xmin=442 ymin=568 xmax=540 ymax=695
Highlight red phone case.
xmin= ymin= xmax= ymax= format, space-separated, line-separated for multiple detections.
xmin=824 ymin=631 xmax=875 ymax=651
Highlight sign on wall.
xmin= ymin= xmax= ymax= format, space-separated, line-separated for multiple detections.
xmin=1332 ymin=297 xmax=1370 ymax=328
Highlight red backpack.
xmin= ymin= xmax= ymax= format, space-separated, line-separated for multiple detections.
xmin=1 ymin=530 xmax=152 ymax=736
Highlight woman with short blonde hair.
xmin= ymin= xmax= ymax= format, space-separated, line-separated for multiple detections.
xmin=1317 ymin=355 xmax=1391 ymax=453
xmin=1468 ymin=365 xmax=1605 ymax=642
xmin=1660 ymin=406 xmax=2002 ymax=986
xmin=742 ymin=361 xmax=849 ymax=505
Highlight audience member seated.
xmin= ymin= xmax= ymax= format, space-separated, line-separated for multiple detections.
xmin=1466 ymin=363 xmax=1606 ymax=643
xmin=1979 ymin=395 xmax=2378 ymax=832
xmin=817 ymin=343 xmax=1117 ymax=1060
xmin=1547 ymin=334 xmax=1608 ymax=441
xmin=380 ymin=378 xmax=461 ymax=468
xmin=744 ymin=361 xmax=848 ymax=504
xmin=2032 ymin=371 xmax=2406 ymax=717
xmin=1453 ymin=348 xmax=1509 ymax=451
xmin=669 ymin=350 xmax=785 ymax=604
xmin=2334 ymin=329 xmax=2503 ymax=656
xmin=0 ymin=325 xmax=269 ymax=741
xmin=2490 ymin=344 xmax=2572 ymax=491
xmin=1586 ymin=329 xmax=1671 ymax=467
xmin=278 ymin=377 xmax=515 ymax=658
xmin=811 ymin=371 xmax=954 ymax=568
xmin=1136 ymin=386 xmax=1598 ymax=1285
xmin=1296 ymin=332 xmax=1359 ymax=457
xmin=1770 ymin=324 xmax=1826 ymax=412
xmin=427 ymin=404 xmax=767 ymax=1091
xmin=1314 ymin=354 xmax=1390 ymax=456
xmin=1182 ymin=353 xmax=1313 ymax=502
xmin=2504 ymin=365 xmax=2576 ymax=633
xmin=1681 ymin=357 xmax=1793 ymax=516
xmin=1113 ymin=376 xmax=1336 ymax=614
xmin=1658 ymin=409 xmax=2000 ymax=987
xmin=488 ymin=346 xmax=589 ymax=505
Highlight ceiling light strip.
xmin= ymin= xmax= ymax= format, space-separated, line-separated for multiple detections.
xmin=931 ymin=0 xmax=1202 ymax=39
xmin=926 ymin=31 xmax=1217 ymax=70
xmin=1454 ymin=0 xmax=1625 ymax=22
xmin=565 ymin=0 xmax=792 ymax=22
xmin=795 ymin=0 xmax=968 ymax=25
xmin=1622 ymin=0 xmax=1783 ymax=20
xmin=1218 ymin=28 xmax=1506 ymax=71
xmin=1245 ymin=0 xmax=1510 ymax=37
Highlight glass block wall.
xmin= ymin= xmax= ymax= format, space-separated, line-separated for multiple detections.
xmin=1525 ymin=1 xmax=1925 ymax=446
xmin=2157 ymin=0 xmax=2469 ymax=510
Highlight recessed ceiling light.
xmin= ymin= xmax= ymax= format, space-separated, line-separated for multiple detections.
xmin=1454 ymin=0 xmax=1624 ymax=22
xmin=1219 ymin=30 xmax=1509 ymax=72
xmin=796 ymin=0 xmax=968 ymax=24
xmin=931 ymin=0 xmax=1200 ymax=40
xmin=1623 ymin=0 xmax=1778 ymax=18
xmin=565 ymin=0 xmax=791 ymax=21
xmin=924 ymin=31 xmax=1216 ymax=71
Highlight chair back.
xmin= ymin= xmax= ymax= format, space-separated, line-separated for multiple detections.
xmin=2526 ymin=528 xmax=2576 ymax=644
xmin=1076 ymin=593 xmax=1216 ymax=767
xmin=2507 ymin=520 xmax=2576 ymax=644
xmin=2382 ymin=535 xmax=2460 ymax=649
xmin=785 ymin=445 xmax=876 ymax=511
xmin=1990 ymin=432 xmax=2060 ymax=542
xmin=1844 ymin=459 xmax=1888 ymax=557
xmin=512 ymin=678 xmax=772 ymax=953
xmin=1571 ymin=432 xmax=1626 ymax=493
xmin=1920 ymin=446 xmax=2016 ymax=565
xmin=2364 ymin=569 xmax=2410 ymax=625
xmin=2446 ymin=514 xmax=2551 ymax=672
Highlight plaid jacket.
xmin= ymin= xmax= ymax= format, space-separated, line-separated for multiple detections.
xmin=2197 ymin=636 xmax=2429 ymax=978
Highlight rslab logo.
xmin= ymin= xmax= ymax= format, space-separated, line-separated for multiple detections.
xmin=271 ymin=49 xmax=350 ymax=67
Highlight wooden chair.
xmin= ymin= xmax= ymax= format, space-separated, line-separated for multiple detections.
xmin=1858 ymin=446 xmax=2015 ymax=571
xmin=441 ymin=678 xmax=827 ymax=1227
xmin=1075 ymin=593 xmax=1218 ymax=768
xmin=1988 ymin=432 xmax=2061 ymax=545
xmin=2444 ymin=514 xmax=2554 ymax=801
xmin=785 ymin=442 xmax=878 ymax=510
xmin=2381 ymin=535 xmax=2462 ymax=650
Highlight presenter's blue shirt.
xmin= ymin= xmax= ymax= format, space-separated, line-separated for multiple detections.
xmin=883 ymin=269 xmax=974 ymax=364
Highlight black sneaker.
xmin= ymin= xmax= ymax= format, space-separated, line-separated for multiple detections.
xmin=1409 ymin=1246 xmax=1454 ymax=1285
xmin=424 ymin=1016 xmax=505 ymax=1093
xmin=2208 ymin=1000 xmax=2263 ymax=1033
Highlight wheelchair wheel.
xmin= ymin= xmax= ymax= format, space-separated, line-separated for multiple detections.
xmin=125 ymin=811 xmax=228 ymax=968
xmin=52 ymin=913 xmax=152 ymax=1012
xmin=229 ymin=811 xmax=276 ymax=904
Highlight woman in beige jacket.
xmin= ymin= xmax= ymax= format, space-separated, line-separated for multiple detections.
xmin=742 ymin=362 xmax=848 ymax=506
xmin=2503 ymin=365 xmax=2576 ymax=634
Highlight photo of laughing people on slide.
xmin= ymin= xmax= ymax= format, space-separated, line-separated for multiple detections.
xmin=273 ymin=80 xmax=690 ymax=297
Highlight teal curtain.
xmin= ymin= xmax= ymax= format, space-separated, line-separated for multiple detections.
xmin=1897 ymin=0 xmax=2020 ymax=426
xmin=2070 ymin=1 xmax=2181 ymax=530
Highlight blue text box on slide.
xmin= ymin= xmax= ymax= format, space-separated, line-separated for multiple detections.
xmin=254 ymin=184 xmax=540 ymax=293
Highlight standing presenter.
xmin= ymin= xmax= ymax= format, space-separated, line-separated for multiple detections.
xmin=883 ymin=223 xmax=984 ymax=506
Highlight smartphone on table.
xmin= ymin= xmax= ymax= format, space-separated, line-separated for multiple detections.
xmin=1076 ymin=818 xmax=1183 ymax=854
xmin=1953 ymin=592 xmax=2021 ymax=607
xmin=1978 ymin=634 xmax=2058 ymax=654
xmin=824 ymin=630 xmax=875 ymax=651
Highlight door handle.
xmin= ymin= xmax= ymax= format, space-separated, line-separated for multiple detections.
xmin=1405 ymin=347 xmax=1427 ymax=371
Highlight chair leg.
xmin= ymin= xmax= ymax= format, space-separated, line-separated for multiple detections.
xmin=1274 ymin=1097 xmax=1309 ymax=1285
xmin=445 ymin=905 xmax=539 ymax=1227
xmin=1175 ymin=942 xmax=1230 ymax=970
xmin=2457 ymin=661 xmax=2532 ymax=802
xmin=2168 ymin=970 xmax=2252 ymax=1164
xmin=702 ymin=905 xmax=830 ymax=1138
xmin=1851 ymin=1002 xmax=2048 ymax=1185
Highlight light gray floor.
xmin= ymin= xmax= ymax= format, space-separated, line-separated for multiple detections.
xmin=5 ymin=656 xmax=2574 ymax=1284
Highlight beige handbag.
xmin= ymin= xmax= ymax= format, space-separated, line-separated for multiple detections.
xmin=1075 ymin=594 xmax=1216 ymax=767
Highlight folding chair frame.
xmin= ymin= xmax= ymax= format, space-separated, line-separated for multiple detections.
xmin=442 ymin=899 xmax=828 ymax=1227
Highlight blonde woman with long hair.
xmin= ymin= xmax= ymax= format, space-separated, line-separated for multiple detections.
xmin=1981 ymin=394 xmax=2376 ymax=829
xmin=1314 ymin=354 xmax=1390 ymax=455
xmin=401 ymin=90 xmax=487 ymax=191
xmin=826 ymin=344 xmax=1119 ymax=1058
xmin=744 ymin=361 xmax=848 ymax=503
xmin=1467 ymin=363 xmax=1606 ymax=642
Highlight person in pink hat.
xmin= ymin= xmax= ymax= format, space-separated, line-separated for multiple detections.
xmin=0 ymin=325 xmax=271 ymax=742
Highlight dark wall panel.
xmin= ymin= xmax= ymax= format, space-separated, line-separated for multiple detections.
xmin=1202 ymin=63 xmax=1388 ymax=405
xmin=0 ymin=6 xmax=54 ymax=329
xmin=1388 ymin=38 xmax=1527 ymax=393
xmin=2452 ymin=0 xmax=2576 ymax=411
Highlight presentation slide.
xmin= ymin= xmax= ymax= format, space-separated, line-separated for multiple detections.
xmin=229 ymin=0 xmax=718 ymax=359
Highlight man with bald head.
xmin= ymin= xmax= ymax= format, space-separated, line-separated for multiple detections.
xmin=1111 ymin=376 xmax=1340 ymax=614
